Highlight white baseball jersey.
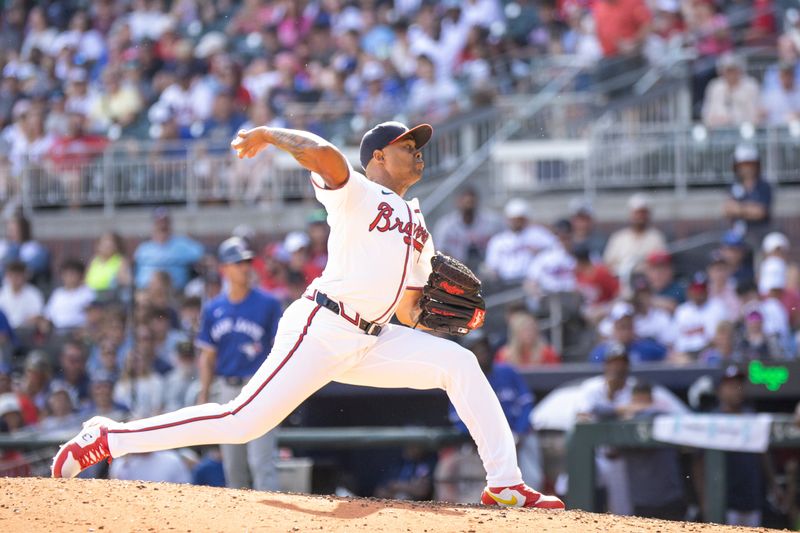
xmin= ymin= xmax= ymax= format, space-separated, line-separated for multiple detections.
xmin=96 ymin=161 xmax=527 ymax=493
xmin=672 ymin=299 xmax=728 ymax=353
xmin=485 ymin=226 xmax=557 ymax=281
xmin=308 ymin=165 xmax=435 ymax=323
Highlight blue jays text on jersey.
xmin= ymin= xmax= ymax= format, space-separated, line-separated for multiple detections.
xmin=196 ymin=289 xmax=283 ymax=378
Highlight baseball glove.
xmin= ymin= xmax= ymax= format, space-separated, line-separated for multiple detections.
xmin=417 ymin=253 xmax=486 ymax=336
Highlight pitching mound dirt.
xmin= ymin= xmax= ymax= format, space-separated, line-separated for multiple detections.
xmin=0 ymin=478 xmax=778 ymax=532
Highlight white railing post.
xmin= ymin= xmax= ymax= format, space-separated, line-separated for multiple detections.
xmin=674 ymin=127 xmax=688 ymax=197
xmin=102 ymin=147 xmax=114 ymax=216
xmin=186 ymin=142 xmax=198 ymax=212
xmin=20 ymin=157 xmax=33 ymax=217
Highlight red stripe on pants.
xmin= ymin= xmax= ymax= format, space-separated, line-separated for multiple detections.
xmin=109 ymin=304 xmax=321 ymax=435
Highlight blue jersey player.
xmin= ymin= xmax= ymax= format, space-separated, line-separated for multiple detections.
xmin=195 ymin=236 xmax=283 ymax=490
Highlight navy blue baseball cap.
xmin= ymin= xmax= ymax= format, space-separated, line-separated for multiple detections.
xmin=218 ymin=237 xmax=254 ymax=264
xmin=359 ymin=121 xmax=433 ymax=171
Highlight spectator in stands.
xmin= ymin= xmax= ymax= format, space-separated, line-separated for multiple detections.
xmin=672 ymin=272 xmax=728 ymax=361
xmin=50 ymin=340 xmax=91 ymax=410
xmin=707 ymin=249 xmax=739 ymax=318
xmin=574 ymin=243 xmax=619 ymax=321
xmin=194 ymin=90 xmax=245 ymax=143
xmin=721 ymin=230 xmax=755 ymax=286
xmin=434 ymin=187 xmax=504 ymax=271
xmin=46 ymin=110 xmax=109 ymax=208
xmin=283 ymin=231 xmax=318 ymax=287
xmin=407 ymin=54 xmax=461 ymax=124
xmin=82 ymin=371 xmax=129 ymax=422
xmin=702 ymin=53 xmax=760 ymax=128
xmin=700 ymin=320 xmax=740 ymax=365
xmin=756 ymin=259 xmax=796 ymax=357
xmin=724 ymin=144 xmax=772 ymax=243
xmin=760 ymin=233 xmax=800 ymax=333
xmin=686 ymin=0 xmax=732 ymax=60
xmin=179 ymin=296 xmax=203 ymax=338
xmin=448 ymin=331 xmax=543 ymax=491
xmin=114 ymin=342 xmax=165 ymax=418
xmin=20 ymin=351 xmax=52 ymax=415
xmin=603 ymin=193 xmax=667 ymax=280
xmin=629 ymin=274 xmax=675 ymax=348
xmin=43 ymin=258 xmax=95 ymax=331
xmin=306 ymin=210 xmax=329 ymax=281
xmin=643 ymin=250 xmax=685 ymax=313
xmin=0 ymin=307 xmax=17 ymax=365
xmin=0 ymin=260 xmax=43 ymax=328
xmin=184 ymin=254 xmax=221 ymax=301
xmin=355 ymin=63 xmax=400 ymax=127
xmin=85 ymin=232 xmax=132 ymax=294
xmin=525 ymin=219 xmax=577 ymax=307
xmin=88 ymin=66 xmax=144 ymax=133
xmin=736 ymin=278 xmax=790 ymax=346
xmin=495 ymin=310 xmax=560 ymax=367
xmin=163 ymin=341 xmax=198 ymax=412
xmin=485 ymin=198 xmax=557 ymax=283
xmin=591 ymin=301 xmax=668 ymax=363
xmin=148 ymin=306 xmax=187 ymax=369
xmin=592 ymin=0 xmax=652 ymax=97
xmin=0 ymin=212 xmax=50 ymax=288
xmin=762 ymin=232 xmax=800 ymax=294
xmin=0 ymin=392 xmax=32 ymax=476
xmin=37 ymin=386 xmax=82 ymax=434
xmin=569 ymin=199 xmax=606 ymax=260
xmin=760 ymin=61 xmax=800 ymax=126
xmin=254 ymin=244 xmax=288 ymax=302
xmin=620 ymin=381 xmax=687 ymax=520
xmin=736 ymin=306 xmax=784 ymax=361
xmin=134 ymin=207 xmax=204 ymax=290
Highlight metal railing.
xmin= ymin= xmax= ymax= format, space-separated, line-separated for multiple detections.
xmin=489 ymin=124 xmax=800 ymax=197
xmin=13 ymin=107 xmax=502 ymax=213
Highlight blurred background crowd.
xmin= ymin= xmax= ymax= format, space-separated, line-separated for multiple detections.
xmin=0 ymin=0 xmax=799 ymax=192
xmin=0 ymin=0 xmax=800 ymax=529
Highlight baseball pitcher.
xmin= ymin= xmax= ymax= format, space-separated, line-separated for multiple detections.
xmin=52 ymin=121 xmax=564 ymax=509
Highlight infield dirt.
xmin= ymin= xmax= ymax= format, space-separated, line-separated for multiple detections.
xmin=0 ymin=478 xmax=781 ymax=532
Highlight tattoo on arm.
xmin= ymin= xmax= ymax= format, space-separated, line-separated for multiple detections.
xmin=268 ymin=128 xmax=327 ymax=159
xmin=265 ymin=128 xmax=348 ymax=186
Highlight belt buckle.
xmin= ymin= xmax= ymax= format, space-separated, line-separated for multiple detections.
xmin=365 ymin=323 xmax=381 ymax=336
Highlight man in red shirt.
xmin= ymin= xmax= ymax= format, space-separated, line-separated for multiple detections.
xmin=592 ymin=0 xmax=652 ymax=96
xmin=47 ymin=111 xmax=108 ymax=208
xmin=574 ymin=243 xmax=619 ymax=323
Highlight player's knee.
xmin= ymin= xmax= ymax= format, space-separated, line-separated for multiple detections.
xmin=442 ymin=345 xmax=483 ymax=384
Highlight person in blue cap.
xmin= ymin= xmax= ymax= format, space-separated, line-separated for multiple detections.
xmin=194 ymin=236 xmax=283 ymax=491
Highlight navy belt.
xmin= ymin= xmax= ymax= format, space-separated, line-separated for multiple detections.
xmin=313 ymin=291 xmax=382 ymax=336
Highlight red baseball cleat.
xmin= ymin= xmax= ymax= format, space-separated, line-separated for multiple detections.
xmin=481 ymin=483 xmax=565 ymax=509
xmin=51 ymin=422 xmax=112 ymax=478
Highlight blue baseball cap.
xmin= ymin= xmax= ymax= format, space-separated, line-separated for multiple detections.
xmin=722 ymin=229 xmax=746 ymax=247
xmin=359 ymin=121 xmax=433 ymax=171
xmin=218 ymin=237 xmax=254 ymax=264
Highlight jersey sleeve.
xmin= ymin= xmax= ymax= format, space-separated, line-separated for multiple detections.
xmin=310 ymin=161 xmax=372 ymax=212
xmin=195 ymin=305 xmax=216 ymax=350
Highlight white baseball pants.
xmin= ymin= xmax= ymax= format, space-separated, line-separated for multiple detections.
xmin=107 ymin=297 xmax=523 ymax=487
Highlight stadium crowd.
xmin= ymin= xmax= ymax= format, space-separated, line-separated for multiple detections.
xmin=0 ymin=0 xmax=798 ymax=205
